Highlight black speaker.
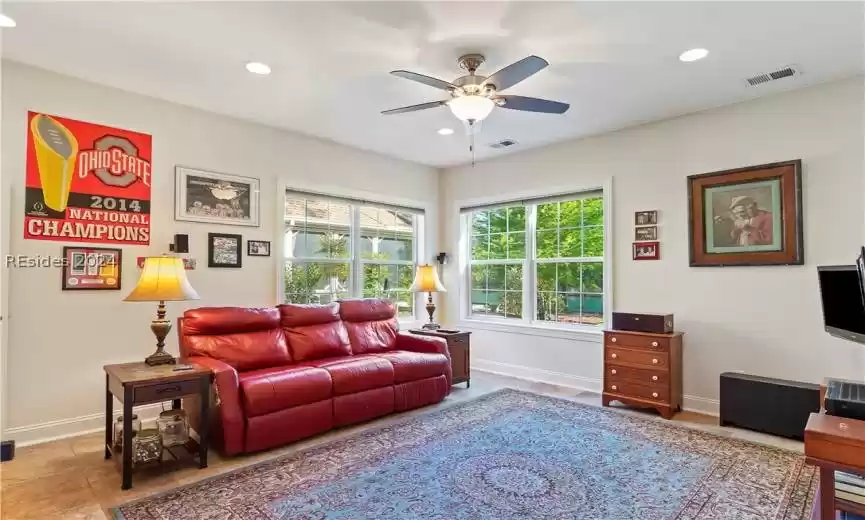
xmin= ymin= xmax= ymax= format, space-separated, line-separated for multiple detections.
xmin=1 ymin=440 xmax=15 ymax=462
xmin=719 ymin=372 xmax=820 ymax=440
xmin=173 ymin=234 xmax=189 ymax=254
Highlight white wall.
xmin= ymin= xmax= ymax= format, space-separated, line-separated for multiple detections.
xmin=0 ymin=61 xmax=439 ymax=443
xmin=441 ymin=77 xmax=865 ymax=414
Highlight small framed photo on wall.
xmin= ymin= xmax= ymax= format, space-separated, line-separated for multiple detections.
xmin=635 ymin=226 xmax=658 ymax=241
xmin=208 ymin=233 xmax=242 ymax=268
xmin=61 ymin=246 xmax=122 ymax=290
xmin=633 ymin=241 xmax=660 ymax=261
xmin=635 ymin=210 xmax=658 ymax=226
xmin=247 ymin=240 xmax=271 ymax=257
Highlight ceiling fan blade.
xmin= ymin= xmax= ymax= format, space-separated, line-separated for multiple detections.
xmin=390 ymin=70 xmax=459 ymax=92
xmin=497 ymin=95 xmax=570 ymax=114
xmin=481 ymin=56 xmax=549 ymax=91
xmin=381 ymin=100 xmax=448 ymax=115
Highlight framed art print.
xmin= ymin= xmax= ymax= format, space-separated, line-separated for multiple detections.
xmin=635 ymin=226 xmax=658 ymax=241
xmin=175 ymin=166 xmax=260 ymax=227
xmin=635 ymin=211 xmax=658 ymax=226
xmin=61 ymin=246 xmax=122 ymax=290
xmin=208 ymin=233 xmax=242 ymax=268
xmin=633 ymin=241 xmax=660 ymax=261
xmin=687 ymin=160 xmax=803 ymax=267
xmin=247 ymin=240 xmax=271 ymax=257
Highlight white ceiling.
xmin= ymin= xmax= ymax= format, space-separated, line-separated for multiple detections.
xmin=2 ymin=2 xmax=863 ymax=168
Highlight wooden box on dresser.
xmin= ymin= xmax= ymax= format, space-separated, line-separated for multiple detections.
xmin=602 ymin=329 xmax=683 ymax=419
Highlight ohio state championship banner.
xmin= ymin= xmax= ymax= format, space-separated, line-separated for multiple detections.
xmin=24 ymin=112 xmax=151 ymax=244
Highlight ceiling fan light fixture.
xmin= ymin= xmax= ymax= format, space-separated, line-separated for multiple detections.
xmin=448 ymin=95 xmax=495 ymax=122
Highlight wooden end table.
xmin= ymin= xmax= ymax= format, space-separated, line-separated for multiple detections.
xmin=104 ymin=362 xmax=212 ymax=490
xmin=409 ymin=329 xmax=471 ymax=388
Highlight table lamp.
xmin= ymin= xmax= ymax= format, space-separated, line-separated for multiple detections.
xmin=410 ymin=264 xmax=446 ymax=330
xmin=124 ymin=256 xmax=200 ymax=366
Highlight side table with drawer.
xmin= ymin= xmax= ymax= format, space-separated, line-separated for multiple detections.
xmin=409 ymin=329 xmax=471 ymax=388
xmin=104 ymin=362 xmax=212 ymax=490
xmin=601 ymin=329 xmax=683 ymax=419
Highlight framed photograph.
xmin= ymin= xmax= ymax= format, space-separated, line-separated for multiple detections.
xmin=635 ymin=211 xmax=658 ymax=226
xmin=208 ymin=233 xmax=242 ymax=268
xmin=62 ymin=246 xmax=122 ymax=290
xmin=247 ymin=240 xmax=271 ymax=257
xmin=688 ymin=160 xmax=803 ymax=267
xmin=635 ymin=226 xmax=658 ymax=241
xmin=175 ymin=166 xmax=260 ymax=227
xmin=633 ymin=241 xmax=660 ymax=261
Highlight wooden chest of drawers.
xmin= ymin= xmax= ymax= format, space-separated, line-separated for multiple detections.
xmin=602 ymin=329 xmax=683 ymax=419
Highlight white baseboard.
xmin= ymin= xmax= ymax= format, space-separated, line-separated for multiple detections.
xmin=4 ymin=403 xmax=163 ymax=447
xmin=473 ymin=358 xmax=720 ymax=417
xmin=474 ymin=358 xmax=604 ymax=394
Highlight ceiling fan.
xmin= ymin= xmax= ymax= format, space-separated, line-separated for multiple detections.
xmin=382 ymin=54 xmax=570 ymax=125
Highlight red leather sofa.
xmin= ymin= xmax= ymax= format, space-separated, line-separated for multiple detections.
xmin=177 ymin=299 xmax=451 ymax=455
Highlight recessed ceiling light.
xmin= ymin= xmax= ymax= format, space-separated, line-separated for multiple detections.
xmin=0 ymin=14 xmax=16 ymax=28
xmin=437 ymin=128 xmax=454 ymax=136
xmin=245 ymin=62 xmax=271 ymax=75
xmin=679 ymin=48 xmax=709 ymax=62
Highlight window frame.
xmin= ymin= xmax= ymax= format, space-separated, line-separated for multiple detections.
xmin=458 ymin=183 xmax=612 ymax=339
xmin=280 ymin=187 xmax=425 ymax=323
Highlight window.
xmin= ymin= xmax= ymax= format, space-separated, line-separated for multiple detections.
xmin=284 ymin=193 xmax=421 ymax=318
xmin=464 ymin=191 xmax=606 ymax=329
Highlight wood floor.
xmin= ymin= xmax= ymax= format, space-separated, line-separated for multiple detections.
xmin=0 ymin=371 xmax=802 ymax=519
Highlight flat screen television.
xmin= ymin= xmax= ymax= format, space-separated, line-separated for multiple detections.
xmin=818 ymin=264 xmax=865 ymax=344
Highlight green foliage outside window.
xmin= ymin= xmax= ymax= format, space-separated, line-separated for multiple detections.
xmin=470 ymin=196 xmax=604 ymax=325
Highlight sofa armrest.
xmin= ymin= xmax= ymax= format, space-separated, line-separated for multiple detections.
xmin=396 ymin=333 xmax=452 ymax=389
xmin=396 ymin=332 xmax=449 ymax=359
xmin=188 ymin=356 xmax=245 ymax=456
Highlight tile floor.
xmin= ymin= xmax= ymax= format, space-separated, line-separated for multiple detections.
xmin=0 ymin=372 xmax=803 ymax=519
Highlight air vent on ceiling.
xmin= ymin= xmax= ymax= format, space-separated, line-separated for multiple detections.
xmin=745 ymin=65 xmax=800 ymax=87
xmin=489 ymin=139 xmax=518 ymax=149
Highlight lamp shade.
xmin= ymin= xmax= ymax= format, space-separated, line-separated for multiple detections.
xmin=124 ymin=256 xmax=200 ymax=302
xmin=410 ymin=264 xmax=446 ymax=293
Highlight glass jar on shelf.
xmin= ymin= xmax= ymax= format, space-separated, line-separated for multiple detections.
xmin=113 ymin=414 xmax=141 ymax=451
xmin=157 ymin=409 xmax=189 ymax=448
xmin=132 ymin=428 xmax=162 ymax=465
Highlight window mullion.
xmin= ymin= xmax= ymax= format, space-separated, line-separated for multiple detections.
xmin=524 ymin=203 xmax=537 ymax=325
xmin=350 ymin=205 xmax=361 ymax=298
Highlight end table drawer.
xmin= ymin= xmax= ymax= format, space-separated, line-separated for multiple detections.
xmin=134 ymin=380 xmax=198 ymax=403
xmin=448 ymin=335 xmax=469 ymax=346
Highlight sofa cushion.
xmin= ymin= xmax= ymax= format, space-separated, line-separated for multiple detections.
xmin=239 ymin=365 xmax=332 ymax=417
xmin=279 ymin=303 xmax=352 ymax=362
xmin=181 ymin=307 xmax=291 ymax=371
xmin=372 ymin=351 xmax=450 ymax=383
xmin=304 ymin=354 xmax=395 ymax=395
xmin=339 ymin=299 xmax=399 ymax=354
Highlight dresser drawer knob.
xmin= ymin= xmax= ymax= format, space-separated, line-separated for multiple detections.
xmin=652 ymin=375 xmax=658 ymax=381
xmin=611 ymin=337 xmax=617 ymax=343
xmin=611 ymin=385 xmax=617 ymax=391
xmin=611 ymin=369 xmax=617 ymax=375
xmin=651 ymin=341 xmax=659 ymax=347
xmin=611 ymin=353 xmax=617 ymax=359
xmin=652 ymin=358 xmax=659 ymax=364
xmin=652 ymin=392 xmax=659 ymax=398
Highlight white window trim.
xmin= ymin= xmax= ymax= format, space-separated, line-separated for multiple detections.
xmin=276 ymin=181 xmax=430 ymax=325
xmin=457 ymin=179 xmax=613 ymax=339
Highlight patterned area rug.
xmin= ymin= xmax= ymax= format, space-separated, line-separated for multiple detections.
xmin=113 ymin=389 xmax=816 ymax=520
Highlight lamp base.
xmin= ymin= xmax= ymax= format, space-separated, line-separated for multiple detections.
xmin=422 ymin=323 xmax=442 ymax=330
xmin=145 ymin=349 xmax=176 ymax=366
xmin=145 ymin=303 xmax=176 ymax=366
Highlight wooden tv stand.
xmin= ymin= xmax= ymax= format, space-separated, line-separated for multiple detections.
xmin=805 ymin=380 xmax=865 ymax=519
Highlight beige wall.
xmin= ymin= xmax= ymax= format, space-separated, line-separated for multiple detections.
xmin=440 ymin=77 xmax=865 ymax=414
xmin=0 ymin=62 xmax=439 ymax=443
